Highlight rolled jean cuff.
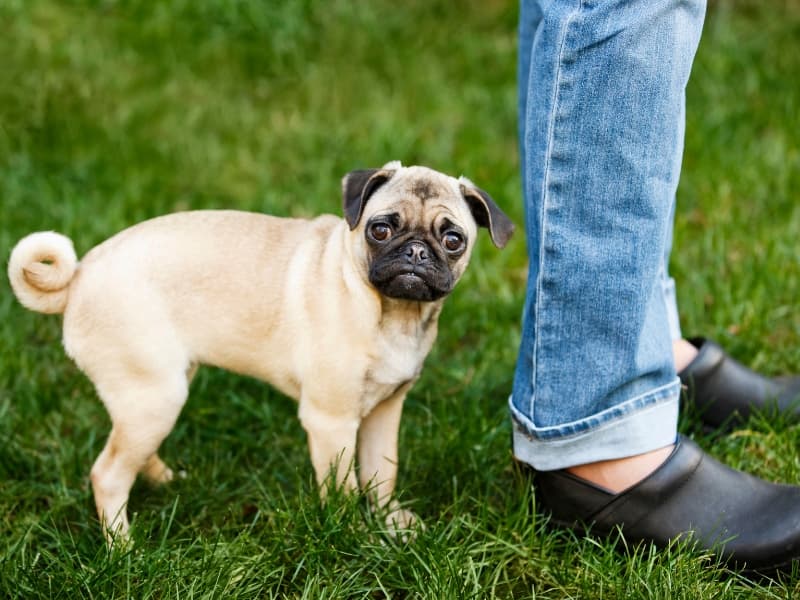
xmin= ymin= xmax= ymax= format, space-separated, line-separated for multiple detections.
xmin=510 ymin=378 xmax=680 ymax=471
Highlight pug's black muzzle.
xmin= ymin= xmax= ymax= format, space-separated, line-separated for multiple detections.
xmin=369 ymin=240 xmax=454 ymax=301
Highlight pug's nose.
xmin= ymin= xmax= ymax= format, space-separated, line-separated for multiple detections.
xmin=405 ymin=242 xmax=429 ymax=265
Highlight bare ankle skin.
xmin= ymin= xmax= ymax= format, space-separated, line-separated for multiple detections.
xmin=673 ymin=338 xmax=699 ymax=373
xmin=567 ymin=445 xmax=675 ymax=493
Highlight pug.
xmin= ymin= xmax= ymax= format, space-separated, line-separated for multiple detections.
xmin=8 ymin=161 xmax=514 ymax=544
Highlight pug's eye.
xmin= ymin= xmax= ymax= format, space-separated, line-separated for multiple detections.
xmin=442 ymin=231 xmax=465 ymax=253
xmin=369 ymin=222 xmax=393 ymax=242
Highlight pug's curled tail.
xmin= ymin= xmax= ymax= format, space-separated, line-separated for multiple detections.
xmin=8 ymin=232 xmax=78 ymax=314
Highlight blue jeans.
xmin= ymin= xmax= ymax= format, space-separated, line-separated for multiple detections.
xmin=511 ymin=0 xmax=706 ymax=470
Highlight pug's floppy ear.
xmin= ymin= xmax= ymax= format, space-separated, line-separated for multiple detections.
xmin=458 ymin=179 xmax=515 ymax=249
xmin=342 ymin=168 xmax=397 ymax=229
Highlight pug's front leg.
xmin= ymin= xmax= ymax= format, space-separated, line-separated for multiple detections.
xmin=357 ymin=385 xmax=418 ymax=533
xmin=299 ymin=401 xmax=359 ymax=495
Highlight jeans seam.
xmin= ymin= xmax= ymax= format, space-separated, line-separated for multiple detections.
xmin=532 ymin=0 xmax=584 ymax=422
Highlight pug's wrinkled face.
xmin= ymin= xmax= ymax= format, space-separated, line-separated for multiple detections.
xmin=342 ymin=162 xmax=514 ymax=302
xmin=363 ymin=182 xmax=473 ymax=301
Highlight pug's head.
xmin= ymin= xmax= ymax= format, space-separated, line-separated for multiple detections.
xmin=342 ymin=161 xmax=514 ymax=302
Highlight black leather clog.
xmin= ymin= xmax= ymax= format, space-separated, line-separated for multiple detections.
xmin=531 ymin=436 xmax=800 ymax=575
xmin=679 ymin=337 xmax=800 ymax=428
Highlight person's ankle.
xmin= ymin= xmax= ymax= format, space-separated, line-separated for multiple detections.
xmin=566 ymin=444 xmax=675 ymax=493
xmin=673 ymin=338 xmax=699 ymax=373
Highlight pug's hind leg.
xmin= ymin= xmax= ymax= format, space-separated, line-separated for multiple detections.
xmin=140 ymin=453 xmax=175 ymax=485
xmin=90 ymin=373 xmax=188 ymax=545
xmin=138 ymin=361 xmax=198 ymax=486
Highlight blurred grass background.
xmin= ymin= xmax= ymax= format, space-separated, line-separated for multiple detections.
xmin=1 ymin=0 xmax=799 ymax=597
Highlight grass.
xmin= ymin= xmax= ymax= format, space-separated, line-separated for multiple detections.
xmin=1 ymin=0 xmax=799 ymax=597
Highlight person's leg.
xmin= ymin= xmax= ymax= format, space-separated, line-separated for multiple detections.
xmin=650 ymin=23 xmax=800 ymax=423
xmin=512 ymin=0 xmax=800 ymax=574
xmin=659 ymin=204 xmax=701 ymax=372
xmin=662 ymin=219 xmax=800 ymax=423
xmin=512 ymin=0 xmax=702 ymax=471
xmin=664 ymin=217 xmax=800 ymax=426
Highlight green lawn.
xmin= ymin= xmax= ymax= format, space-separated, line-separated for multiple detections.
xmin=2 ymin=1 xmax=799 ymax=597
